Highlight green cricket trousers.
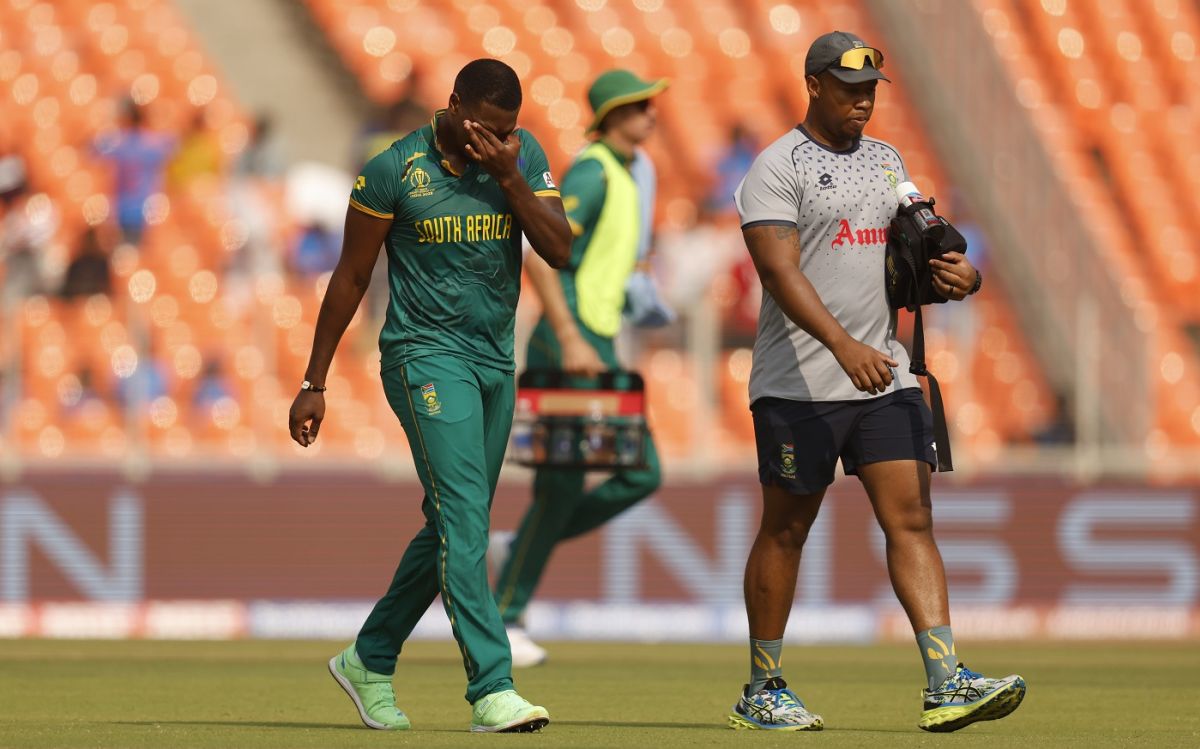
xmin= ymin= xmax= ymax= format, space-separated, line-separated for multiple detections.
xmin=493 ymin=318 xmax=661 ymax=624
xmin=356 ymin=354 xmax=514 ymax=704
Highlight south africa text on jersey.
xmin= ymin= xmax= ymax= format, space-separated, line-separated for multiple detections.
xmin=415 ymin=214 xmax=514 ymax=244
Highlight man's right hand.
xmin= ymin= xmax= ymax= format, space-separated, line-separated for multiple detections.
xmin=464 ymin=121 xmax=521 ymax=184
xmin=288 ymin=390 xmax=326 ymax=447
xmin=831 ymin=337 xmax=898 ymax=395
xmin=560 ymin=334 xmax=606 ymax=378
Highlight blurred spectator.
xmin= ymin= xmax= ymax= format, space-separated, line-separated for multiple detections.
xmin=166 ymin=109 xmax=222 ymax=192
xmin=192 ymin=360 xmax=233 ymax=413
xmin=655 ymin=205 xmax=756 ymax=345
xmin=60 ymin=227 xmax=113 ymax=300
xmin=703 ymin=124 xmax=759 ymax=220
xmin=1 ymin=179 xmax=58 ymax=302
xmin=61 ymin=367 xmax=104 ymax=418
xmin=235 ymin=113 xmax=286 ymax=179
xmin=0 ymin=151 xmax=26 ymax=200
xmin=1033 ymin=392 xmax=1075 ymax=446
xmin=354 ymin=71 xmax=429 ymax=168
xmin=223 ymin=112 xmax=287 ymax=311
xmin=93 ymin=101 xmax=176 ymax=246
xmin=114 ymin=353 xmax=169 ymax=408
xmin=353 ymin=84 xmax=430 ymax=322
xmin=290 ymin=221 xmax=341 ymax=278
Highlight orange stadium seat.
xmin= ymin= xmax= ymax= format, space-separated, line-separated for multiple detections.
xmin=979 ymin=0 xmax=1200 ymax=445
xmin=0 ymin=0 xmax=254 ymax=461
xmin=0 ymin=0 xmax=1123 ymax=463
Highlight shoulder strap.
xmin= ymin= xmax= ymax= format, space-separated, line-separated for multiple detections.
xmin=909 ymin=304 xmax=954 ymax=472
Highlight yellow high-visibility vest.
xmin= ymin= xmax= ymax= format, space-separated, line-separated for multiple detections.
xmin=573 ymin=142 xmax=639 ymax=338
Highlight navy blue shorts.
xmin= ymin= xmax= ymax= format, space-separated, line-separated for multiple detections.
xmin=752 ymin=387 xmax=937 ymax=495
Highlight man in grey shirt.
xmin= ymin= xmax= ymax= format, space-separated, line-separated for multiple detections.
xmin=726 ymin=31 xmax=1024 ymax=734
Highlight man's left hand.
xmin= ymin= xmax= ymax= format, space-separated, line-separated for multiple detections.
xmin=930 ymin=252 xmax=978 ymax=301
xmin=464 ymin=121 xmax=521 ymax=182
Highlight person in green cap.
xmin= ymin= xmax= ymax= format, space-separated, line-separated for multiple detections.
xmin=492 ymin=69 xmax=668 ymax=667
xmin=288 ymin=58 xmax=571 ymax=733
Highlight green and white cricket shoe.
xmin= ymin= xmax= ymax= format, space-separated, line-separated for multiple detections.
xmin=728 ymin=677 xmax=824 ymax=731
xmin=328 ymin=643 xmax=411 ymax=730
xmin=470 ymin=689 xmax=550 ymax=733
xmin=918 ymin=662 xmax=1026 ymax=732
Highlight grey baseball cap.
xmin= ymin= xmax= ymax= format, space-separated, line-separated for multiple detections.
xmin=804 ymin=31 xmax=890 ymax=83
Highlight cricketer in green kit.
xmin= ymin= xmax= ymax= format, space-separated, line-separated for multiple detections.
xmin=287 ymin=59 xmax=571 ymax=734
xmin=492 ymin=70 xmax=668 ymax=667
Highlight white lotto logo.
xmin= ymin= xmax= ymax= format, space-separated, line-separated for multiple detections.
xmin=542 ymin=171 xmax=556 ymax=189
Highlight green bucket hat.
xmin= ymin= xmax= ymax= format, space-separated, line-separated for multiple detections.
xmin=586 ymin=69 xmax=669 ymax=133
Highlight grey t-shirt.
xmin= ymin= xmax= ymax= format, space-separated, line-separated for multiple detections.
xmin=734 ymin=126 xmax=921 ymax=403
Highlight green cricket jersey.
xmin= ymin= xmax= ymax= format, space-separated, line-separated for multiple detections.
xmin=350 ymin=112 xmax=560 ymax=373
xmin=559 ymin=157 xmax=609 ymax=258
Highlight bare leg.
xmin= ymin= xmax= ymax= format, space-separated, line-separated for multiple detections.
xmin=743 ymin=484 xmax=826 ymax=639
xmin=857 ymin=460 xmax=949 ymax=632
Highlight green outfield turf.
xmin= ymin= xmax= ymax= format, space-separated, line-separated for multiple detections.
xmin=1 ymin=639 xmax=1197 ymax=747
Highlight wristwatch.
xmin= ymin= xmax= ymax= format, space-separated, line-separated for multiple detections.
xmin=300 ymin=380 xmax=327 ymax=392
xmin=968 ymin=269 xmax=983 ymax=296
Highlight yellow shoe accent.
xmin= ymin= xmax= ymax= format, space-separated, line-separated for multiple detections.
xmin=919 ymin=677 xmax=1026 ymax=733
xmin=728 ymin=679 xmax=824 ymax=732
xmin=728 ymin=713 xmax=823 ymax=731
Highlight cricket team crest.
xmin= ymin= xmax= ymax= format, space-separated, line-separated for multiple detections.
xmin=880 ymin=163 xmax=899 ymax=189
xmin=780 ymin=443 xmax=797 ymax=480
xmin=421 ymin=382 xmax=442 ymax=416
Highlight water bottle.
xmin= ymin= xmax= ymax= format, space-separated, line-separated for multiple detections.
xmin=615 ymin=416 xmax=644 ymax=467
xmin=531 ymin=421 xmax=548 ymax=464
xmin=510 ymin=420 xmax=533 ymax=464
xmin=549 ymin=418 xmax=574 ymax=464
xmin=581 ymin=402 xmax=615 ymax=466
xmin=510 ymin=399 xmax=534 ymax=464
xmin=895 ymin=180 xmax=945 ymax=242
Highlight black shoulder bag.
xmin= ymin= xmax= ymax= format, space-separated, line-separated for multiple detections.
xmin=885 ymin=196 xmax=967 ymax=472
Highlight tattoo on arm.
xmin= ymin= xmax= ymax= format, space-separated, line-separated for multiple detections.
xmin=772 ymin=224 xmax=801 ymax=251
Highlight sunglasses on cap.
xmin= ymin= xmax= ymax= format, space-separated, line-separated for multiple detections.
xmin=833 ymin=46 xmax=884 ymax=71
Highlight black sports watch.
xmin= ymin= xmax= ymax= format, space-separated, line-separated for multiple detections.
xmin=967 ymin=269 xmax=983 ymax=296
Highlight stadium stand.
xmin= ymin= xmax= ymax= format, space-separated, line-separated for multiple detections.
xmin=302 ymin=0 xmax=1053 ymax=465
xmin=970 ymin=0 xmax=1200 ymax=451
xmin=0 ymin=0 xmax=1071 ymax=467
xmin=0 ymin=0 xmax=408 ymax=462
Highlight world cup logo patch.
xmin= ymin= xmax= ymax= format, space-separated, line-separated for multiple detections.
xmin=780 ymin=443 xmax=797 ymax=480
xmin=421 ymin=382 xmax=442 ymax=416
xmin=408 ymin=167 xmax=434 ymax=198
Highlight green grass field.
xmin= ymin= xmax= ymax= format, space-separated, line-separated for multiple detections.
xmin=2 ymin=639 xmax=1197 ymax=747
